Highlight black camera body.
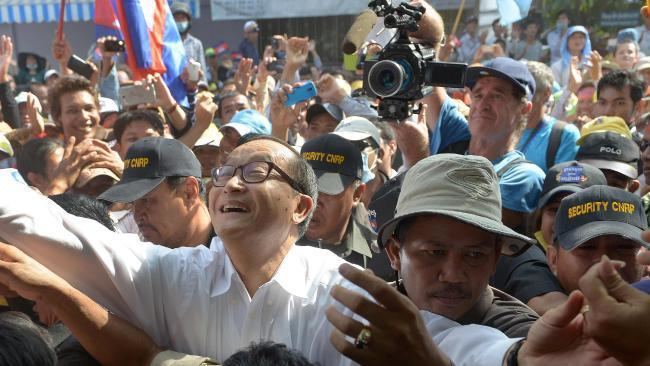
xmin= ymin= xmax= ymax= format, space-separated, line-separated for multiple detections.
xmin=363 ymin=0 xmax=467 ymax=120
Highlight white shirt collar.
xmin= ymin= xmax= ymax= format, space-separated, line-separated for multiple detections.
xmin=208 ymin=237 xmax=309 ymax=299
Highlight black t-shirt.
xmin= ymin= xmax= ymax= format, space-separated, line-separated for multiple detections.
xmin=456 ymin=286 xmax=539 ymax=338
xmin=490 ymin=244 xmax=564 ymax=304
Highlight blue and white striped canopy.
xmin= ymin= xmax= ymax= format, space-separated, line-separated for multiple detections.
xmin=0 ymin=0 xmax=200 ymax=24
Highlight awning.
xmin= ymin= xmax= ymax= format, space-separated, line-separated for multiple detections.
xmin=0 ymin=0 xmax=200 ymax=24
xmin=0 ymin=0 xmax=94 ymax=24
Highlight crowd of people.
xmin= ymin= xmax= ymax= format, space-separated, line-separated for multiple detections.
xmin=1 ymin=0 xmax=650 ymax=365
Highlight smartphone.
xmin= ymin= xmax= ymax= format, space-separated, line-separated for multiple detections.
xmin=118 ymin=84 xmax=157 ymax=107
xmin=187 ymin=60 xmax=201 ymax=82
xmin=67 ymin=55 xmax=94 ymax=80
xmin=284 ymin=81 xmax=317 ymax=107
xmin=104 ymin=39 xmax=125 ymax=52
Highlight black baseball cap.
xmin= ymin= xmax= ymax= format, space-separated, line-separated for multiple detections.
xmin=306 ymin=103 xmax=344 ymax=124
xmin=300 ymin=133 xmax=363 ymax=195
xmin=368 ymin=172 xmax=405 ymax=235
xmin=537 ymin=161 xmax=607 ymax=210
xmin=98 ymin=137 xmax=201 ymax=203
xmin=576 ymin=131 xmax=640 ymax=179
xmin=555 ymin=185 xmax=649 ymax=251
xmin=465 ymin=57 xmax=536 ymax=100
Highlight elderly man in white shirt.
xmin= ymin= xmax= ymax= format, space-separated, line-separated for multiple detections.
xmin=0 ymin=136 xmax=617 ymax=365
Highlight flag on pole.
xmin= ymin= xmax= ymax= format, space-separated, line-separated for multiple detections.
xmin=95 ymin=0 xmax=188 ymax=105
xmin=496 ymin=0 xmax=532 ymax=25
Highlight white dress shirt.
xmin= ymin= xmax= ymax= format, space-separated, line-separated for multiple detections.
xmin=0 ymin=176 xmax=518 ymax=365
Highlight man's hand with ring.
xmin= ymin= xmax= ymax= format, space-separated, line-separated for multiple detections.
xmin=326 ymin=263 xmax=451 ymax=365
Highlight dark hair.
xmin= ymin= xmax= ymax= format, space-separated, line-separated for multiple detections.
xmin=113 ymin=110 xmax=165 ymax=144
xmin=49 ymin=193 xmax=115 ymax=231
xmin=374 ymin=121 xmax=395 ymax=142
xmin=394 ymin=215 xmax=418 ymax=244
xmin=556 ymin=9 xmax=570 ymax=19
xmin=16 ymin=138 xmax=64 ymax=185
xmin=492 ymin=18 xmax=501 ymax=27
xmin=238 ymin=134 xmax=318 ymax=238
xmin=577 ymin=81 xmax=596 ymax=94
xmin=597 ymin=70 xmax=645 ymax=105
xmin=48 ymin=75 xmax=98 ymax=122
xmin=0 ymin=312 xmax=56 ymax=366
xmin=218 ymin=91 xmax=248 ymax=118
xmin=166 ymin=176 xmax=206 ymax=201
xmin=223 ymin=342 xmax=317 ymax=366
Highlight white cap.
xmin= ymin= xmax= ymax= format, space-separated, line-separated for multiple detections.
xmin=99 ymin=97 xmax=119 ymax=114
xmin=195 ymin=124 xmax=222 ymax=147
xmin=44 ymin=69 xmax=59 ymax=80
xmin=14 ymin=92 xmax=29 ymax=104
xmin=243 ymin=20 xmax=259 ymax=32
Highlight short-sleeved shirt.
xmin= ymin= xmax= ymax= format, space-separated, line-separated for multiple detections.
xmin=238 ymin=39 xmax=260 ymax=65
xmin=456 ymin=286 xmax=539 ymax=338
xmin=430 ymin=97 xmax=545 ymax=212
xmin=491 ymin=244 xmax=565 ymax=304
xmin=493 ymin=151 xmax=545 ymax=213
xmin=516 ymin=117 xmax=580 ymax=172
xmin=509 ymin=40 xmax=544 ymax=61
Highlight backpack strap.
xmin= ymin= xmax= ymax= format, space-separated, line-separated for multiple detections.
xmin=546 ymin=120 xmax=567 ymax=170
xmin=496 ymin=156 xmax=532 ymax=179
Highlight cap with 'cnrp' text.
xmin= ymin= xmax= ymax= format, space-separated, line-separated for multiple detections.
xmin=98 ymin=137 xmax=200 ymax=203
xmin=537 ymin=161 xmax=607 ymax=210
xmin=576 ymin=131 xmax=640 ymax=179
xmin=301 ymin=133 xmax=363 ymax=195
xmin=555 ymin=185 xmax=649 ymax=250
xmin=377 ymin=154 xmax=535 ymax=255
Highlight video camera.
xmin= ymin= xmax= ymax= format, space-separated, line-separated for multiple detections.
xmin=362 ymin=0 xmax=467 ymax=120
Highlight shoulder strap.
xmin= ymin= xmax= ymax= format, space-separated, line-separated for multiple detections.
xmin=496 ymin=156 xmax=531 ymax=179
xmin=546 ymin=120 xmax=567 ymax=170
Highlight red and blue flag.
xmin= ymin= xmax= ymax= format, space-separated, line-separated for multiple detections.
xmin=95 ymin=0 xmax=188 ymax=105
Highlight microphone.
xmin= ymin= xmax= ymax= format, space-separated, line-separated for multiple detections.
xmin=342 ymin=9 xmax=378 ymax=55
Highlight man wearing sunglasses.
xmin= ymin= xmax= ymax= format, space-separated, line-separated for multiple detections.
xmin=98 ymin=137 xmax=213 ymax=248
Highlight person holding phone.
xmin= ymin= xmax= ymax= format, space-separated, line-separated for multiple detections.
xmin=171 ymin=1 xmax=206 ymax=82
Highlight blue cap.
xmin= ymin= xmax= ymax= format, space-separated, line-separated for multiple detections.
xmin=617 ymin=28 xmax=639 ymax=43
xmin=465 ymin=57 xmax=536 ymax=100
xmin=221 ymin=109 xmax=271 ymax=137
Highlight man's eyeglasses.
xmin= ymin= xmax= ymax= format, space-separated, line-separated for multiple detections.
xmin=211 ymin=161 xmax=304 ymax=194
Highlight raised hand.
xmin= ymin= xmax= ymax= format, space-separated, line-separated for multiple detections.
xmin=326 ymin=263 xmax=450 ymax=365
xmin=0 ymin=35 xmax=13 ymax=83
xmin=285 ymin=37 xmax=310 ymax=69
xmin=317 ymin=74 xmax=348 ymax=104
xmin=578 ymin=255 xmax=650 ymax=366
xmin=234 ymin=58 xmax=255 ymax=96
xmin=52 ymin=33 xmax=73 ymax=67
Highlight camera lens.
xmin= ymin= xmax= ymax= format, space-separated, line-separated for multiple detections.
xmin=368 ymin=60 xmax=406 ymax=98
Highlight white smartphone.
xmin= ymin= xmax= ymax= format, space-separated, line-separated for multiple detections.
xmin=187 ymin=60 xmax=201 ymax=82
xmin=118 ymin=84 xmax=157 ymax=107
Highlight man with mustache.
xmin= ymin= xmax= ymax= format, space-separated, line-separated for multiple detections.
xmin=377 ymin=154 xmax=540 ymax=337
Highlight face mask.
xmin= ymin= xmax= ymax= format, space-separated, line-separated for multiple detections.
xmin=26 ymin=63 xmax=38 ymax=70
xmin=556 ymin=20 xmax=568 ymax=31
xmin=360 ymin=152 xmax=375 ymax=184
xmin=176 ymin=21 xmax=189 ymax=34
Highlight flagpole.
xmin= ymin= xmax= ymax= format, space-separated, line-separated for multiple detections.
xmin=57 ymin=0 xmax=66 ymax=40
xmin=451 ymin=0 xmax=467 ymax=36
